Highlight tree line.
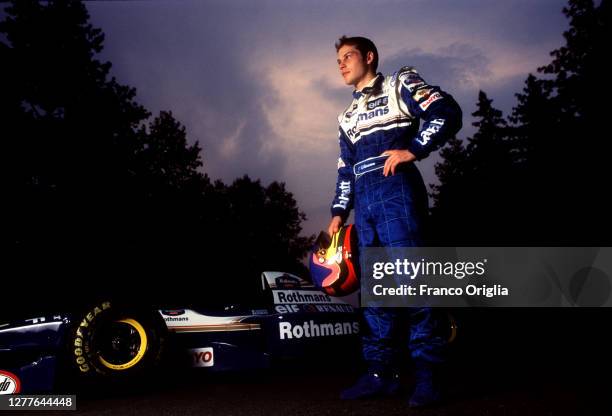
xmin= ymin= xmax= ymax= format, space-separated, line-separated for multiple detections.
xmin=430 ymin=0 xmax=609 ymax=246
xmin=1 ymin=0 xmax=312 ymax=308
xmin=1 ymin=0 xmax=608 ymax=311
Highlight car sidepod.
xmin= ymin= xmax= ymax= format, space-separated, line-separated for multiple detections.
xmin=162 ymin=272 xmax=360 ymax=370
xmin=262 ymin=272 xmax=360 ymax=359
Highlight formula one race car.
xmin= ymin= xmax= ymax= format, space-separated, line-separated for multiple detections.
xmin=0 ymin=272 xmax=363 ymax=393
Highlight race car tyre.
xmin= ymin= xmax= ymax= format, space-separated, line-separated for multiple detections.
xmin=69 ymin=301 xmax=166 ymax=379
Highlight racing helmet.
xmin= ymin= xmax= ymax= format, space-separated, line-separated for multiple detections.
xmin=309 ymin=224 xmax=359 ymax=296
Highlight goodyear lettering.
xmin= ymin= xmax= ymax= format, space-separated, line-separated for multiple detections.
xmin=75 ymin=325 xmax=88 ymax=372
xmin=73 ymin=303 xmax=111 ymax=374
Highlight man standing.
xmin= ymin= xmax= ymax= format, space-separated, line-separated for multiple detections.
xmin=328 ymin=36 xmax=462 ymax=407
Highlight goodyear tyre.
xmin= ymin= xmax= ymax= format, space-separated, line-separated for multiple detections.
xmin=70 ymin=302 xmax=166 ymax=378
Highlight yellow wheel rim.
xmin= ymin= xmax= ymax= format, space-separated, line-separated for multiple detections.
xmin=98 ymin=318 xmax=148 ymax=371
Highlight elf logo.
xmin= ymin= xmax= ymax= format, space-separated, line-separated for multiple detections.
xmin=0 ymin=370 xmax=21 ymax=395
xmin=366 ymin=96 xmax=388 ymax=110
xmin=190 ymin=348 xmax=214 ymax=367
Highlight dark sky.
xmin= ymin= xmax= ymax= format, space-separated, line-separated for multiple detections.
xmin=54 ymin=1 xmax=574 ymax=235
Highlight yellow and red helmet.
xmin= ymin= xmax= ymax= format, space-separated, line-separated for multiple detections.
xmin=309 ymin=224 xmax=359 ymax=296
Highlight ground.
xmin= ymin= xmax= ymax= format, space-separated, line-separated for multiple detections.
xmin=16 ymin=309 xmax=612 ymax=415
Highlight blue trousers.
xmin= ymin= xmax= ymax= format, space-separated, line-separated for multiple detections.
xmin=354 ymin=163 xmax=446 ymax=368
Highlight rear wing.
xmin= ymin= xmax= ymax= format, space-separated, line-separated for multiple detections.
xmin=260 ymin=271 xmax=314 ymax=291
xmin=261 ymin=271 xmax=359 ymax=308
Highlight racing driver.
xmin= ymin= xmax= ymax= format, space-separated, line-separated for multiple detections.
xmin=327 ymin=36 xmax=462 ymax=407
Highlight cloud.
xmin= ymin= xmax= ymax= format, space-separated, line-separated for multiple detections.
xmin=79 ymin=0 xmax=569 ymax=236
xmin=87 ymin=0 xmax=293 ymax=184
xmin=382 ymin=43 xmax=493 ymax=91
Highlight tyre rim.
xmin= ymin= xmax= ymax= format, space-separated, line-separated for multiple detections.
xmin=97 ymin=318 xmax=148 ymax=371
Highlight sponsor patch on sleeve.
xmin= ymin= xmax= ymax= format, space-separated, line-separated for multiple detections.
xmin=398 ymin=68 xmax=426 ymax=93
xmin=419 ymin=92 xmax=443 ymax=111
xmin=417 ymin=119 xmax=445 ymax=145
xmin=413 ymin=87 xmax=433 ymax=101
xmin=406 ymin=82 xmax=425 ymax=93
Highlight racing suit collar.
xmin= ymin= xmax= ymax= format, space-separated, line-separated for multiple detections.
xmin=352 ymin=73 xmax=384 ymax=99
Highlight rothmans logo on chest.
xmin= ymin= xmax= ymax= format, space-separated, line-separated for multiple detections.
xmin=358 ymin=96 xmax=389 ymax=121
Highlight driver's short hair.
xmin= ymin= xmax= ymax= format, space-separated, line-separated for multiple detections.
xmin=335 ymin=35 xmax=379 ymax=72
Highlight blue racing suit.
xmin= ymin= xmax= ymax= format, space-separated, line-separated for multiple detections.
xmin=330 ymin=67 xmax=462 ymax=370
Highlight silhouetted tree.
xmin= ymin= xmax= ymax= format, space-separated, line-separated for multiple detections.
xmin=222 ymin=176 xmax=312 ymax=278
xmin=431 ymin=92 xmax=518 ymax=244
xmin=508 ymin=0 xmax=610 ymax=243
xmin=1 ymin=0 xmax=314 ymax=316
xmin=538 ymin=0 xmax=610 ymax=243
xmin=432 ymin=0 xmax=609 ymax=245
xmin=430 ymin=136 xmax=468 ymax=244
xmin=506 ymin=74 xmax=561 ymax=242
xmin=130 ymin=111 xmax=211 ymax=252
xmin=1 ymin=0 xmax=149 ymax=254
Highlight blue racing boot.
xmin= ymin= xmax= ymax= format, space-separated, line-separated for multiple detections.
xmin=408 ymin=361 xmax=442 ymax=408
xmin=340 ymin=371 xmax=389 ymax=400
xmin=385 ymin=371 xmax=402 ymax=396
